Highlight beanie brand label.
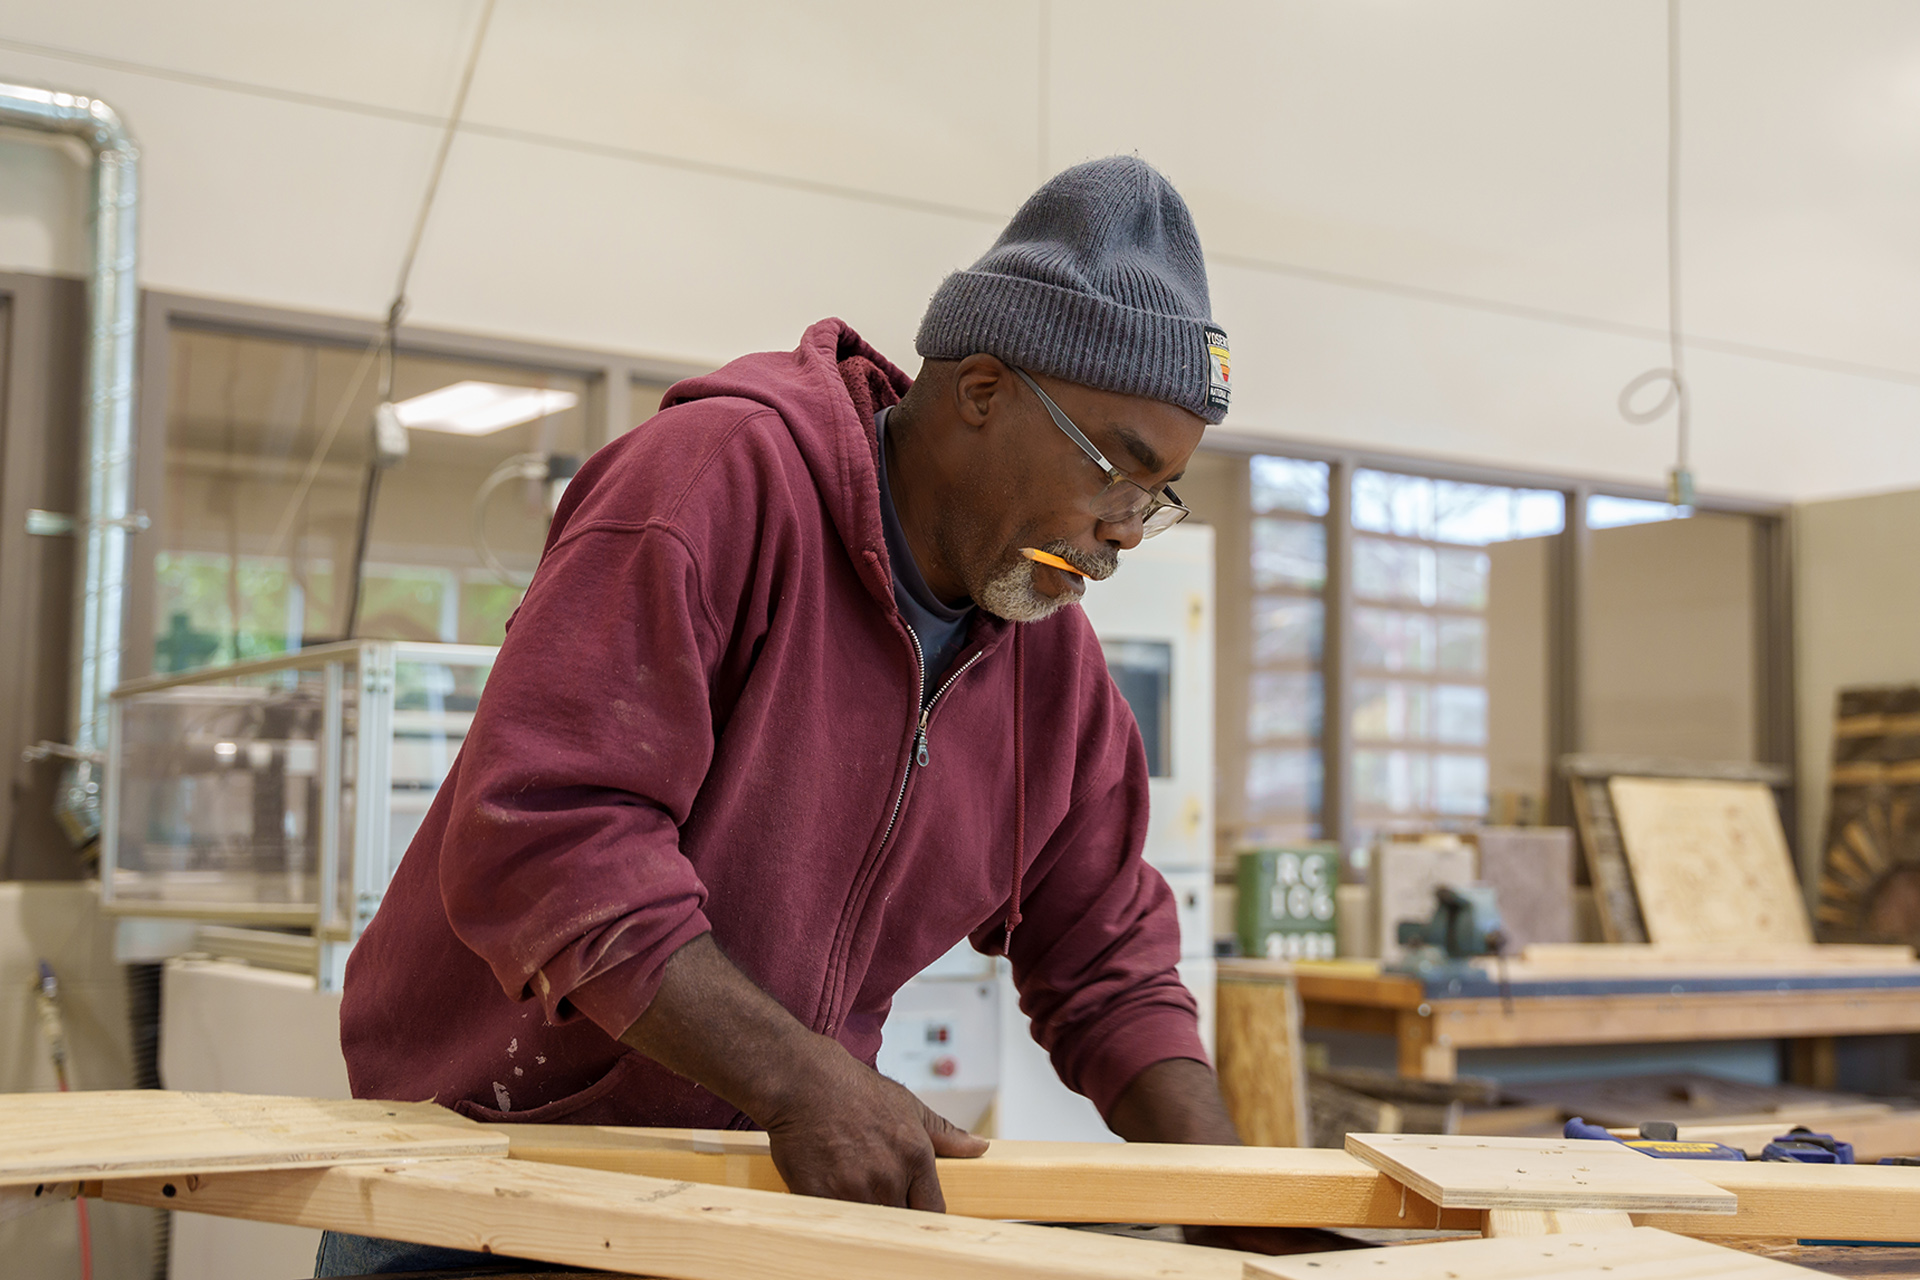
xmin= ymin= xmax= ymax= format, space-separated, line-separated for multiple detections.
xmin=1204 ymin=326 xmax=1231 ymax=413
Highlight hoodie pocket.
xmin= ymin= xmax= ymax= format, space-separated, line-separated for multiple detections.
xmin=449 ymin=1051 xmax=643 ymax=1125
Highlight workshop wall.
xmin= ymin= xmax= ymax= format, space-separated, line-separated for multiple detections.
xmin=1794 ymin=485 xmax=1920 ymax=878
xmin=2 ymin=1 xmax=1919 ymax=502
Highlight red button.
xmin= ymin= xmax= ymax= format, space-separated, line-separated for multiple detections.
xmin=931 ymin=1056 xmax=957 ymax=1078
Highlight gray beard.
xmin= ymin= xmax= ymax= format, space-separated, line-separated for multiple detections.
xmin=973 ymin=540 xmax=1118 ymax=623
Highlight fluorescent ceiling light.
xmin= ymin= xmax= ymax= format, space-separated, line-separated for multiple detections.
xmin=392 ymin=381 xmax=579 ymax=436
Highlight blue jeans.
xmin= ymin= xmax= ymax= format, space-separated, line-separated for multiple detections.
xmin=314 ymin=1229 xmax=590 ymax=1276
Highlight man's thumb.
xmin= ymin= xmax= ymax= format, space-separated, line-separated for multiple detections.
xmin=922 ymin=1104 xmax=990 ymax=1158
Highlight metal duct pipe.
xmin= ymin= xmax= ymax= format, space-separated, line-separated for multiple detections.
xmin=1 ymin=82 xmax=143 ymax=844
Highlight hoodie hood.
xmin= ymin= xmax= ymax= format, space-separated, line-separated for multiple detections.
xmin=655 ymin=319 xmax=913 ymax=615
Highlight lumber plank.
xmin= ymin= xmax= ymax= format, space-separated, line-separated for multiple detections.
xmin=99 ymin=1155 xmax=1251 ymax=1280
xmin=491 ymin=1126 xmax=1920 ymax=1241
xmin=0 ymin=1091 xmax=503 ymax=1187
xmin=1244 ymin=1226 xmax=1808 ymax=1279
xmin=1608 ymin=777 xmax=1813 ymax=947
xmin=1343 ymin=1134 xmax=1737 ymax=1214
xmin=493 ymin=1127 xmax=1483 ymax=1229
xmin=1480 ymin=1209 xmax=1634 ymax=1237
xmin=1636 ymin=1161 xmax=1920 ymax=1241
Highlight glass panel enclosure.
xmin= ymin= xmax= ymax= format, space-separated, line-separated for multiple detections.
xmin=105 ymin=640 xmax=495 ymax=986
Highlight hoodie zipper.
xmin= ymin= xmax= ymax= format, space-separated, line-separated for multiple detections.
xmin=821 ymin=628 xmax=985 ymax=1035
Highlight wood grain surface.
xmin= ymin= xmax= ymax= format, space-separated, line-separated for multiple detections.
xmin=1215 ymin=966 xmax=1311 ymax=1147
xmin=491 ymin=1125 xmax=1920 ymax=1240
xmin=1244 ymin=1226 xmax=1808 ymax=1279
xmin=100 ymin=1155 xmax=1252 ymax=1280
xmin=1608 ymin=777 xmax=1812 ymax=946
xmin=497 ymin=1128 xmax=1479 ymax=1229
xmin=1342 ymin=1134 xmax=1738 ymax=1214
xmin=0 ymin=1092 xmax=503 ymax=1186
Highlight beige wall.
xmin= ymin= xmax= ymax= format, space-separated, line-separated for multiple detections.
xmin=1794 ymin=487 xmax=1920 ymax=878
xmin=1486 ymin=535 xmax=1552 ymax=821
xmin=1586 ymin=514 xmax=1757 ymax=764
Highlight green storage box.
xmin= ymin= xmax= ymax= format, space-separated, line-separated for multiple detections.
xmin=1236 ymin=845 xmax=1339 ymax=961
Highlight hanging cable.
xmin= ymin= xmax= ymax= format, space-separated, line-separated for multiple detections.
xmin=343 ymin=0 xmax=498 ymax=638
xmin=1618 ymin=0 xmax=1693 ymax=508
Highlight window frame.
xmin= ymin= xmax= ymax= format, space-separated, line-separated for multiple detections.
xmin=129 ymin=290 xmax=709 ymax=681
xmin=1199 ymin=427 xmax=1796 ymax=866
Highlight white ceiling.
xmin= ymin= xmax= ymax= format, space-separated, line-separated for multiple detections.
xmin=0 ymin=0 xmax=1916 ymax=497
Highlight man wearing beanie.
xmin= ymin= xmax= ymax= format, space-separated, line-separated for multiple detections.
xmin=330 ymin=157 xmax=1311 ymax=1273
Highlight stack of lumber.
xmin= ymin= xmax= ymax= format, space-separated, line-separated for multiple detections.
xmin=7 ymin=1091 xmax=1920 ymax=1278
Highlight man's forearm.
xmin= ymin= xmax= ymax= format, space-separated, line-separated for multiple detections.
xmin=616 ymin=932 xmax=987 ymax=1209
xmin=616 ymin=932 xmax=826 ymax=1125
xmin=1105 ymin=1057 xmax=1242 ymax=1145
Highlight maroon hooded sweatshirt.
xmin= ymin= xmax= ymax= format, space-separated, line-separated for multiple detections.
xmin=340 ymin=318 xmax=1204 ymax=1128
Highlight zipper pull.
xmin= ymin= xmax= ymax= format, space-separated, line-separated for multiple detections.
xmin=915 ymin=723 xmax=930 ymax=768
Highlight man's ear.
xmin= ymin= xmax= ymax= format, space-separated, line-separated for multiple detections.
xmin=951 ymin=354 xmax=1011 ymax=430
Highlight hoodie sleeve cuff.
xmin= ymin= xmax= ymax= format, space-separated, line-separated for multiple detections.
xmin=562 ymin=911 xmax=714 ymax=1042
xmin=1076 ymin=1006 xmax=1211 ymax=1120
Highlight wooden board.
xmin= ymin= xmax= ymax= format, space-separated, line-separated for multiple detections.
xmin=1215 ymin=966 xmax=1310 ymax=1147
xmin=497 ymin=1128 xmax=1480 ymax=1230
xmin=1817 ymin=685 xmax=1920 ymax=942
xmin=100 ymin=1155 xmax=1250 ymax=1280
xmin=1636 ymin=1160 xmax=1920 ymax=1242
xmin=1342 ymin=1134 xmax=1737 ymax=1214
xmin=1566 ymin=773 xmax=1648 ymax=943
xmin=1608 ymin=777 xmax=1813 ymax=946
xmin=487 ymin=1126 xmax=1920 ymax=1241
xmin=1474 ymin=828 xmax=1575 ymax=952
xmin=0 ymin=1091 xmax=503 ymax=1187
xmin=1245 ymin=1226 xmax=1807 ymax=1279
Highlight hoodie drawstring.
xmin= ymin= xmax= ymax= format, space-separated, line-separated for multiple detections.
xmin=1004 ymin=624 xmax=1026 ymax=955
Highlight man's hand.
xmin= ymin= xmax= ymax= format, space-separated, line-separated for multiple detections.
xmin=761 ymin=1032 xmax=987 ymax=1209
xmin=619 ymin=934 xmax=986 ymax=1211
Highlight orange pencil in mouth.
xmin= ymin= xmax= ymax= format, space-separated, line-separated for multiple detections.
xmin=1021 ymin=547 xmax=1086 ymax=578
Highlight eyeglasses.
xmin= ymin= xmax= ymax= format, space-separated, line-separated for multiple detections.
xmin=1011 ymin=368 xmax=1190 ymax=538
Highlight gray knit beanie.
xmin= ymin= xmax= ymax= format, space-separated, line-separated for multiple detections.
xmin=915 ymin=156 xmax=1230 ymax=424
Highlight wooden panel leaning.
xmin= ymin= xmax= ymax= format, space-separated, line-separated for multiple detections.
xmin=100 ymin=1156 xmax=1253 ymax=1280
xmin=1214 ymin=960 xmax=1311 ymax=1147
xmin=0 ymin=1091 xmax=505 ymax=1186
xmin=1608 ymin=777 xmax=1813 ymax=947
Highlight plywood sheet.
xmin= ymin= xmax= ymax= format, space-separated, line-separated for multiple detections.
xmin=1245 ymin=1226 xmax=1806 ymax=1279
xmin=1342 ymin=1134 xmax=1737 ymax=1214
xmin=102 ymin=1155 xmax=1249 ymax=1280
xmin=0 ymin=1091 xmax=503 ymax=1186
xmin=1608 ymin=778 xmax=1812 ymax=946
xmin=1475 ymin=828 xmax=1575 ymax=951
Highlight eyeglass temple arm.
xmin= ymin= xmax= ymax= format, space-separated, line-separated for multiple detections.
xmin=1011 ymin=368 xmax=1121 ymax=475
